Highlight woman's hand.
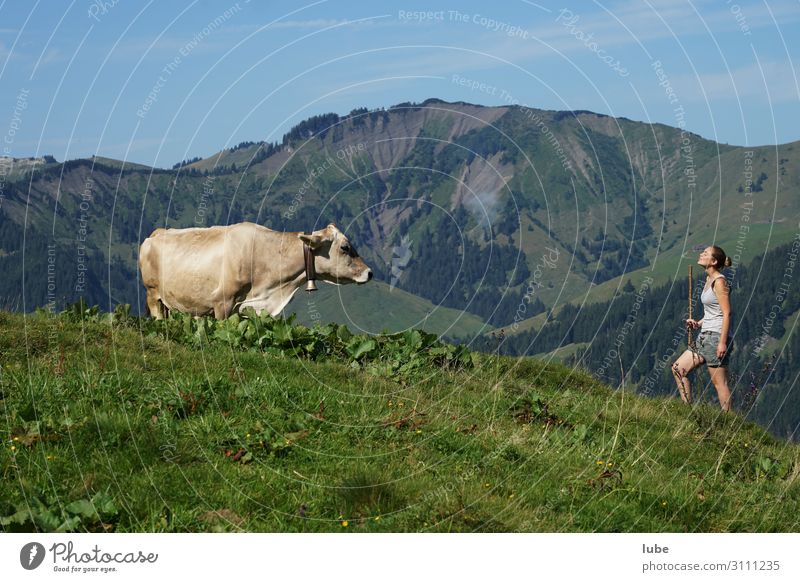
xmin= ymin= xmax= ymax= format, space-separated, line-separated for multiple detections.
xmin=716 ymin=341 xmax=727 ymax=359
xmin=685 ymin=318 xmax=701 ymax=330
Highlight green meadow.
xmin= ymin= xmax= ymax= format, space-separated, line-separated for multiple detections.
xmin=1 ymin=308 xmax=798 ymax=532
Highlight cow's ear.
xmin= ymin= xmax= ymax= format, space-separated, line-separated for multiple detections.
xmin=298 ymin=231 xmax=332 ymax=249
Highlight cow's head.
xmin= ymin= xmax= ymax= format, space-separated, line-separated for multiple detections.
xmin=298 ymin=224 xmax=373 ymax=285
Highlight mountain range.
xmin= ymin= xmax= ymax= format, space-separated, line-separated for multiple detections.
xmin=2 ymin=99 xmax=797 ymax=333
xmin=3 ymin=97 xmax=799 ymax=437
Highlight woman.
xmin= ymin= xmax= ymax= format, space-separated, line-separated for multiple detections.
xmin=671 ymin=246 xmax=734 ymax=411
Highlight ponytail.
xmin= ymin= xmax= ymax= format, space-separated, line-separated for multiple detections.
xmin=710 ymin=246 xmax=731 ymax=270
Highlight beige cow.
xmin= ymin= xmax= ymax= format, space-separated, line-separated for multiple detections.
xmin=139 ymin=222 xmax=372 ymax=319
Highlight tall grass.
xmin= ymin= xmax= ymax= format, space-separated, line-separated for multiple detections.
xmin=1 ymin=309 xmax=798 ymax=532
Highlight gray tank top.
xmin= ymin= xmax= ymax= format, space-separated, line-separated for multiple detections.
xmin=700 ymin=275 xmax=726 ymax=333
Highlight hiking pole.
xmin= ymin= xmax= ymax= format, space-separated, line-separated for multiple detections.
xmin=688 ymin=265 xmax=695 ymax=350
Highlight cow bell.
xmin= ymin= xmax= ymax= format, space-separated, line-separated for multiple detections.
xmin=303 ymin=235 xmax=317 ymax=292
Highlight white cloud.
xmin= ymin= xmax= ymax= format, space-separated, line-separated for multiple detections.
xmin=266 ymin=19 xmax=352 ymax=29
xmin=36 ymin=47 xmax=62 ymax=67
xmin=603 ymin=0 xmax=800 ymax=41
xmin=352 ymin=0 xmax=800 ymax=103
xmin=673 ymin=61 xmax=800 ymax=102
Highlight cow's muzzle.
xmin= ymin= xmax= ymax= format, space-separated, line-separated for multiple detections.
xmin=356 ymin=269 xmax=373 ymax=284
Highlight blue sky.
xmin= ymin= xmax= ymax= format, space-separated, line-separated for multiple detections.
xmin=1 ymin=0 xmax=798 ymax=167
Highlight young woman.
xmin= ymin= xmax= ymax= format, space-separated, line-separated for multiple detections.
xmin=671 ymin=246 xmax=734 ymax=411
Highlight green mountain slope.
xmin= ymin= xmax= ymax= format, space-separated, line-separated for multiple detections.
xmin=289 ymin=279 xmax=491 ymax=339
xmin=1 ymin=310 xmax=798 ymax=532
xmin=2 ymin=99 xmax=799 ymax=439
xmin=475 ymin=240 xmax=800 ymax=442
xmin=3 ymin=99 xmax=798 ymax=330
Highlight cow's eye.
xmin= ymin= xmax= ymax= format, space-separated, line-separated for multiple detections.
xmin=341 ymin=245 xmax=351 ymax=254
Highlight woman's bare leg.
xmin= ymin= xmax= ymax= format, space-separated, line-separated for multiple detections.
xmin=708 ymin=366 xmax=732 ymax=412
xmin=671 ymin=349 xmax=704 ymax=404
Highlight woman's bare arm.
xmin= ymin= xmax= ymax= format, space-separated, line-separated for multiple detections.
xmin=716 ymin=277 xmax=731 ymax=353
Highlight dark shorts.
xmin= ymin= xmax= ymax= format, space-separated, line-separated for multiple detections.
xmin=696 ymin=330 xmax=732 ymax=367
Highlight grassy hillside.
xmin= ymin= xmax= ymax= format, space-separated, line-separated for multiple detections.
xmin=1 ymin=309 xmax=798 ymax=532
xmin=288 ymin=280 xmax=491 ymax=339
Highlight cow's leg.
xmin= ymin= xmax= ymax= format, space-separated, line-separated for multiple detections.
xmin=239 ymin=298 xmax=271 ymax=317
xmin=145 ymin=288 xmax=165 ymax=319
xmin=213 ymin=298 xmax=234 ymax=320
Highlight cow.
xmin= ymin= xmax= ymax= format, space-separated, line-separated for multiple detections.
xmin=138 ymin=222 xmax=372 ymax=319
